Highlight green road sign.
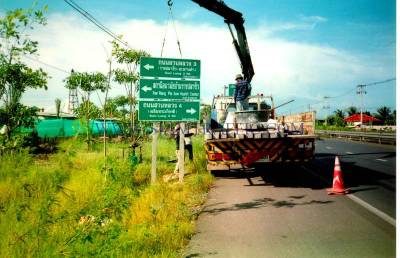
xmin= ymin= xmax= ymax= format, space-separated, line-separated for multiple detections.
xmin=138 ymin=100 xmax=200 ymax=121
xmin=140 ymin=57 xmax=200 ymax=79
xmin=140 ymin=79 xmax=200 ymax=100
xmin=228 ymin=84 xmax=236 ymax=96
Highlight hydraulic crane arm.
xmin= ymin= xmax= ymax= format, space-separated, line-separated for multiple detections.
xmin=191 ymin=0 xmax=255 ymax=83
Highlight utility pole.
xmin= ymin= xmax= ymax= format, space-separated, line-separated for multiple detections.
xmin=356 ymin=84 xmax=367 ymax=126
xmin=223 ymin=85 xmax=228 ymax=97
xmin=103 ymin=57 xmax=112 ymax=179
xmin=323 ymin=96 xmax=330 ymax=126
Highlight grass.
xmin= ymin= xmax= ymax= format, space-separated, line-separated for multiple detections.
xmin=0 ymin=135 xmax=213 ymax=257
xmin=316 ymin=125 xmax=355 ymax=131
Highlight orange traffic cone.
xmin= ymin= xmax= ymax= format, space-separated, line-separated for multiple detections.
xmin=327 ymin=156 xmax=350 ymax=195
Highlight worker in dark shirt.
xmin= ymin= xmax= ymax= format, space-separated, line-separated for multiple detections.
xmin=234 ymin=74 xmax=251 ymax=111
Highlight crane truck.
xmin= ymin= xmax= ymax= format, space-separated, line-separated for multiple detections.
xmin=191 ymin=0 xmax=316 ymax=172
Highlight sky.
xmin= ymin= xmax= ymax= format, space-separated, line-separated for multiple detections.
xmin=0 ymin=0 xmax=396 ymax=118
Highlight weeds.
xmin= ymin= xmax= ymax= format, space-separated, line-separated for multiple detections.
xmin=0 ymin=135 xmax=213 ymax=257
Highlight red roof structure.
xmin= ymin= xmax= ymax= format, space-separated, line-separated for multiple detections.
xmin=343 ymin=114 xmax=381 ymax=123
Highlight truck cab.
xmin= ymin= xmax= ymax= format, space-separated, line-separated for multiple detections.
xmin=210 ymin=94 xmax=273 ymax=129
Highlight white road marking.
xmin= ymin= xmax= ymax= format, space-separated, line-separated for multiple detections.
xmin=301 ymin=165 xmax=396 ymax=228
xmin=376 ymin=159 xmax=388 ymax=162
xmin=346 ymin=152 xmax=353 ymax=154
xmin=333 ymin=175 xmax=341 ymax=185
xmin=347 ymin=194 xmax=396 ymax=227
xmin=325 ymin=146 xmax=333 ymax=150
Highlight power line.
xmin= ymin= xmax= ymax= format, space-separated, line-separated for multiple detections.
xmin=316 ymin=77 xmax=396 ymax=101
xmin=326 ymin=87 xmax=357 ymax=99
xmin=23 ymin=55 xmax=70 ymax=74
xmin=365 ymin=78 xmax=396 ymax=87
xmin=63 ymin=0 xmax=133 ymax=49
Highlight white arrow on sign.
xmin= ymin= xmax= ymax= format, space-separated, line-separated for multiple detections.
xmin=141 ymin=86 xmax=152 ymax=92
xmin=144 ymin=64 xmax=154 ymax=70
xmin=186 ymin=108 xmax=197 ymax=115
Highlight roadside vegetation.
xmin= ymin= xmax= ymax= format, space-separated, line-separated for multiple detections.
xmin=316 ymin=106 xmax=396 ymax=131
xmin=0 ymin=135 xmax=213 ymax=257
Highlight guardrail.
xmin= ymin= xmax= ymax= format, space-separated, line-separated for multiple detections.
xmin=315 ymin=130 xmax=396 ymax=145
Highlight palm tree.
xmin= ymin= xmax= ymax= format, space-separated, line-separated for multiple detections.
xmin=334 ymin=109 xmax=345 ymax=119
xmin=334 ymin=109 xmax=345 ymax=126
xmin=346 ymin=106 xmax=359 ymax=116
xmin=374 ymin=106 xmax=392 ymax=125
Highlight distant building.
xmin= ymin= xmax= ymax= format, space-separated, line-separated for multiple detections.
xmin=37 ymin=112 xmax=77 ymax=120
xmin=343 ymin=114 xmax=381 ymax=126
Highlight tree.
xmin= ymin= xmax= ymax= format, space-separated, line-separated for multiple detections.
xmin=364 ymin=111 xmax=371 ymax=116
xmin=111 ymin=39 xmax=150 ymax=137
xmin=326 ymin=115 xmax=336 ymax=126
xmin=200 ymin=104 xmax=211 ymax=123
xmin=104 ymin=95 xmax=129 ymax=119
xmin=333 ymin=109 xmax=345 ymax=127
xmin=74 ymin=100 xmax=101 ymax=120
xmin=374 ymin=106 xmax=393 ymax=125
xmin=0 ymin=6 xmax=49 ymax=139
xmin=64 ymin=71 xmax=108 ymax=149
xmin=346 ymin=106 xmax=359 ymax=116
xmin=55 ymin=98 xmax=61 ymax=118
xmin=390 ymin=110 xmax=396 ymax=125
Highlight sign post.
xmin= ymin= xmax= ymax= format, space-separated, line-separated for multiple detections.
xmin=151 ymin=123 xmax=158 ymax=184
xmin=139 ymin=57 xmax=201 ymax=184
xmin=179 ymin=123 xmax=185 ymax=183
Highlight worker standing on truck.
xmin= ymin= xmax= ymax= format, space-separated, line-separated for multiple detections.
xmin=234 ymin=74 xmax=251 ymax=111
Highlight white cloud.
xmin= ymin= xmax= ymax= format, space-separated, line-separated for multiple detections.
xmin=254 ymin=15 xmax=328 ymax=36
xmin=20 ymin=13 xmax=394 ymax=117
xmin=180 ymin=8 xmax=199 ymax=20
xmin=300 ymin=15 xmax=328 ymax=23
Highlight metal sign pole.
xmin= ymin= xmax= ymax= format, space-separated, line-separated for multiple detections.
xmin=151 ymin=123 xmax=158 ymax=184
xmin=179 ymin=122 xmax=185 ymax=183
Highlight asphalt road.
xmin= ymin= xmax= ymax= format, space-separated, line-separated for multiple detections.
xmin=313 ymin=138 xmax=396 ymax=219
xmin=184 ymin=139 xmax=396 ymax=258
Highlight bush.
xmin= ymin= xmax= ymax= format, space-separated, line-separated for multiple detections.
xmin=0 ymin=136 xmax=213 ymax=257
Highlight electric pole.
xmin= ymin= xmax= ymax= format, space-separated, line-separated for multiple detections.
xmin=356 ymin=84 xmax=367 ymax=126
xmin=323 ymin=96 xmax=330 ymax=126
xmin=223 ymin=85 xmax=228 ymax=97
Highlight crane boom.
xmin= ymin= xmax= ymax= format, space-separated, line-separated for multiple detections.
xmin=191 ymin=0 xmax=255 ymax=83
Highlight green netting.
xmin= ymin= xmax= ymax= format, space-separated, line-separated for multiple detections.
xmin=22 ymin=119 xmax=124 ymax=138
xmin=35 ymin=119 xmax=81 ymax=137
xmin=90 ymin=120 xmax=123 ymax=136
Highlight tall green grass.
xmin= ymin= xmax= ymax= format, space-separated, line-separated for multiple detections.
xmin=0 ymin=135 xmax=213 ymax=257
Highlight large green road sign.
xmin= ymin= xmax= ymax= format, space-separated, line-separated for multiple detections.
xmin=140 ymin=57 xmax=200 ymax=79
xmin=139 ymin=79 xmax=200 ymax=100
xmin=138 ymin=100 xmax=200 ymax=121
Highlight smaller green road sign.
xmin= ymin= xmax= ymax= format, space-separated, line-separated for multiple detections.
xmin=139 ymin=100 xmax=200 ymax=121
xmin=140 ymin=57 xmax=200 ymax=79
xmin=140 ymin=79 xmax=200 ymax=100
